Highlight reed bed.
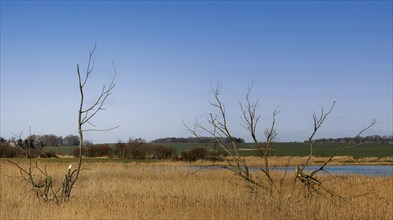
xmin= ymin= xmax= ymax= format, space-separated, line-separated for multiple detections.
xmin=1 ymin=160 xmax=392 ymax=219
xmin=168 ymin=156 xmax=393 ymax=167
xmin=241 ymin=156 xmax=393 ymax=167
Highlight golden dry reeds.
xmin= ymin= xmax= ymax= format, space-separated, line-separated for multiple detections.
xmin=171 ymin=156 xmax=393 ymax=167
xmin=242 ymin=156 xmax=393 ymax=167
xmin=1 ymin=160 xmax=392 ymax=219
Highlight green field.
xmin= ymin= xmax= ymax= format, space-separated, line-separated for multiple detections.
xmin=41 ymin=146 xmax=78 ymax=155
xmin=159 ymin=142 xmax=393 ymax=158
xmin=40 ymin=142 xmax=392 ymax=158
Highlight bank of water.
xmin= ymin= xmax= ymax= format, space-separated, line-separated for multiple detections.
xmin=270 ymin=165 xmax=393 ymax=176
xmin=187 ymin=165 xmax=393 ymax=176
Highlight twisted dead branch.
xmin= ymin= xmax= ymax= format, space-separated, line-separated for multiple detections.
xmin=7 ymin=152 xmax=63 ymax=202
xmin=184 ymin=85 xmax=279 ymax=193
xmin=295 ymin=103 xmax=376 ymax=198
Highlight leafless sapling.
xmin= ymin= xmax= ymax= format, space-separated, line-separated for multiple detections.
xmin=184 ymin=85 xmax=279 ymax=193
xmin=63 ymin=43 xmax=118 ymax=199
xmin=8 ymin=44 xmax=118 ymax=202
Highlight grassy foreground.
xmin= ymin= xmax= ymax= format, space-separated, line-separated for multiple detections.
xmin=1 ymin=160 xmax=392 ymax=219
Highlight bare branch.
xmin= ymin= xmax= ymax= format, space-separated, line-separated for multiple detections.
xmin=81 ymin=42 xmax=97 ymax=88
xmin=301 ymin=101 xmax=336 ymax=170
xmin=309 ymin=119 xmax=376 ymax=178
xmin=295 ymin=102 xmax=376 ymax=199
xmin=184 ymin=84 xmax=278 ymax=194
xmin=82 ymin=125 xmax=121 ymax=132
xmin=11 ymin=131 xmax=23 ymax=140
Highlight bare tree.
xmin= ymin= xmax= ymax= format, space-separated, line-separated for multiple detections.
xmin=185 ymin=84 xmax=376 ymax=198
xmin=63 ymin=134 xmax=80 ymax=146
xmin=63 ymin=43 xmax=118 ymax=199
xmin=8 ymin=44 xmax=117 ymax=202
xmin=184 ymin=85 xmax=279 ymax=193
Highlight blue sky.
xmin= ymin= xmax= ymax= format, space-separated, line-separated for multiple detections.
xmin=1 ymin=1 xmax=392 ymax=143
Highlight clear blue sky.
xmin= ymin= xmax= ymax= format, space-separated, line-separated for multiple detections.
xmin=1 ymin=1 xmax=392 ymax=143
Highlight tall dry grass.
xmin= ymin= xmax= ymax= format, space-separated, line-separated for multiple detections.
xmin=144 ymin=156 xmax=392 ymax=167
xmin=215 ymin=156 xmax=393 ymax=167
xmin=1 ymin=160 xmax=392 ymax=219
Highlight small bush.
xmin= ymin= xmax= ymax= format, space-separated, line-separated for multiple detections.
xmin=181 ymin=147 xmax=209 ymax=162
xmin=0 ymin=143 xmax=41 ymax=158
xmin=117 ymin=142 xmax=178 ymax=160
xmin=144 ymin=144 xmax=177 ymax=160
xmin=72 ymin=147 xmax=89 ymax=158
xmin=114 ymin=141 xmax=126 ymax=158
xmin=72 ymin=144 xmax=112 ymax=158
xmin=181 ymin=147 xmax=223 ymax=162
xmin=0 ymin=143 xmax=25 ymax=158
xmin=124 ymin=145 xmax=146 ymax=159
xmin=91 ymin=144 xmax=112 ymax=157
xmin=154 ymin=145 xmax=177 ymax=160
xmin=122 ymin=139 xmax=146 ymax=159
xmin=40 ymin=151 xmax=58 ymax=158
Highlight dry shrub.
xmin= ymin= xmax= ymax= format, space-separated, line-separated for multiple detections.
xmin=89 ymin=144 xmax=112 ymax=157
xmin=144 ymin=144 xmax=177 ymax=160
xmin=114 ymin=142 xmax=177 ymax=160
xmin=39 ymin=151 xmax=58 ymax=158
xmin=0 ymin=144 xmax=41 ymax=158
xmin=180 ymin=147 xmax=221 ymax=162
xmin=72 ymin=147 xmax=87 ymax=158
xmin=0 ymin=143 xmax=25 ymax=158
xmin=123 ymin=144 xmax=145 ymax=159
xmin=181 ymin=147 xmax=208 ymax=161
xmin=72 ymin=145 xmax=112 ymax=158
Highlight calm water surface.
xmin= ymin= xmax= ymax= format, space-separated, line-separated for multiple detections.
xmin=188 ymin=165 xmax=393 ymax=176
xmin=270 ymin=165 xmax=393 ymax=176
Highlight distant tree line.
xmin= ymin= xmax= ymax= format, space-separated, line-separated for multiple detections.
xmin=151 ymin=137 xmax=245 ymax=144
xmin=2 ymin=133 xmax=390 ymax=149
xmin=107 ymin=138 xmax=222 ymax=162
xmin=1 ymin=134 xmax=80 ymax=148
xmin=309 ymin=135 xmax=393 ymax=144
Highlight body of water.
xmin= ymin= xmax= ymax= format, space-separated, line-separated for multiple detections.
xmin=188 ymin=165 xmax=393 ymax=176
xmin=270 ymin=165 xmax=393 ymax=176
